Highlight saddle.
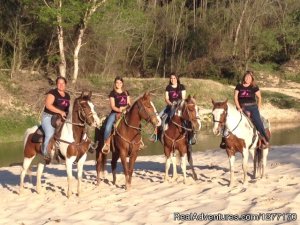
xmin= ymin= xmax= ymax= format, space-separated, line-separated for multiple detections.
xmin=30 ymin=114 xmax=64 ymax=143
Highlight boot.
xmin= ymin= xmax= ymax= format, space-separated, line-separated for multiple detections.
xmin=220 ymin=137 xmax=226 ymax=149
xmin=260 ymin=136 xmax=269 ymax=149
xmin=101 ymin=137 xmax=111 ymax=154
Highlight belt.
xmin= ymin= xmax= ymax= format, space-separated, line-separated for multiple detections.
xmin=242 ymin=103 xmax=257 ymax=106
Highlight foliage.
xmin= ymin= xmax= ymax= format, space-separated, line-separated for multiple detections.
xmin=0 ymin=0 xmax=300 ymax=80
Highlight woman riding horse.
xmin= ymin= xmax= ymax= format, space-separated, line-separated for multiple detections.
xmin=159 ymin=73 xmax=186 ymax=127
xmin=41 ymin=76 xmax=70 ymax=163
xmin=96 ymin=92 xmax=161 ymax=190
xmin=102 ymin=76 xmax=131 ymax=154
xmin=220 ymin=71 xmax=269 ymax=149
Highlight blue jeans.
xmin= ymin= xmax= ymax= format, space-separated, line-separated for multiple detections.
xmin=159 ymin=105 xmax=175 ymax=123
xmin=243 ymin=104 xmax=269 ymax=141
xmin=41 ymin=112 xmax=55 ymax=156
xmin=104 ymin=112 xmax=117 ymax=141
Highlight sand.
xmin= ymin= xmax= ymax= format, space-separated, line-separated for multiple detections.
xmin=0 ymin=144 xmax=299 ymax=225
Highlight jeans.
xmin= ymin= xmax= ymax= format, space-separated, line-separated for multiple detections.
xmin=159 ymin=105 xmax=175 ymax=125
xmin=41 ymin=112 xmax=55 ymax=156
xmin=104 ymin=112 xmax=117 ymax=141
xmin=243 ymin=104 xmax=269 ymax=141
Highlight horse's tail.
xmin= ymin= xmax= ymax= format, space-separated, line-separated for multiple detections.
xmin=23 ymin=125 xmax=38 ymax=149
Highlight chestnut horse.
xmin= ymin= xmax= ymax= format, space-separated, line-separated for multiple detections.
xmin=211 ymin=99 xmax=270 ymax=187
xmin=162 ymin=95 xmax=201 ymax=184
xmin=95 ymin=92 xmax=161 ymax=190
xmin=20 ymin=92 xmax=101 ymax=197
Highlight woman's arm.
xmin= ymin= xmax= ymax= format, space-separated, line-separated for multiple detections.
xmin=234 ymin=90 xmax=242 ymax=111
xmin=45 ymin=94 xmax=66 ymax=117
xmin=165 ymin=91 xmax=172 ymax=106
xmin=109 ymin=97 xmax=122 ymax=113
xmin=181 ymin=90 xmax=186 ymax=100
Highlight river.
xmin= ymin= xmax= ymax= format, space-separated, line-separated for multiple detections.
xmin=0 ymin=123 xmax=299 ymax=167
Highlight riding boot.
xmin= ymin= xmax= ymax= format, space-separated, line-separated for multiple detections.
xmin=220 ymin=137 xmax=226 ymax=149
xmin=101 ymin=136 xmax=111 ymax=154
xmin=260 ymin=136 xmax=269 ymax=149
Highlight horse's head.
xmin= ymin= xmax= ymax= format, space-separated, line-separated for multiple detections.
xmin=211 ymin=99 xmax=228 ymax=136
xmin=135 ymin=92 xmax=161 ymax=127
xmin=177 ymin=95 xmax=201 ymax=131
xmin=74 ymin=91 xmax=101 ymax=127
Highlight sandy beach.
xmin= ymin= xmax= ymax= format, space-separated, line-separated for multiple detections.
xmin=0 ymin=144 xmax=299 ymax=225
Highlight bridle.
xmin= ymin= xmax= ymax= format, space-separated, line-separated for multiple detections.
xmin=123 ymin=99 xmax=158 ymax=131
xmin=213 ymin=105 xmax=243 ymax=134
xmin=64 ymin=99 xmax=94 ymax=127
xmin=174 ymin=101 xmax=198 ymax=132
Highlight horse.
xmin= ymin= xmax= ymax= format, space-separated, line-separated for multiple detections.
xmin=211 ymin=99 xmax=270 ymax=187
xmin=161 ymin=95 xmax=201 ymax=184
xmin=20 ymin=91 xmax=101 ymax=197
xmin=95 ymin=92 xmax=161 ymax=190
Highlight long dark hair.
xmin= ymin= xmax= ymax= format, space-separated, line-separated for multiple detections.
xmin=113 ymin=76 xmax=128 ymax=95
xmin=168 ymin=72 xmax=183 ymax=94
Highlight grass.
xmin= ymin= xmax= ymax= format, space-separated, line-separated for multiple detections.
xmin=0 ymin=74 xmax=299 ymax=143
xmin=264 ymin=91 xmax=300 ymax=110
xmin=0 ymin=111 xmax=38 ymax=142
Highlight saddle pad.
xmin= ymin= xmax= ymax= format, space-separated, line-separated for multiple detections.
xmin=31 ymin=125 xmax=44 ymax=143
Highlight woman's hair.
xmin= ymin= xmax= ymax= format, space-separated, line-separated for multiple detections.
xmin=241 ymin=70 xmax=256 ymax=86
xmin=56 ymin=76 xmax=67 ymax=85
xmin=113 ymin=76 xmax=125 ymax=92
xmin=168 ymin=72 xmax=181 ymax=86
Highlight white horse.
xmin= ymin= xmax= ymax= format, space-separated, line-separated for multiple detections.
xmin=211 ymin=99 xmax=270 ymax=187
xmin=20 ymin=92 xmax=101 ymax=197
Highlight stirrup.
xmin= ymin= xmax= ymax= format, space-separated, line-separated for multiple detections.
xmin=101 ymin=143 xmax=110 ymax=155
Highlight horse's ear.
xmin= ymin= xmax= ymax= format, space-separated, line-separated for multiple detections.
xmin=80 ymin=91 xmax=84 ymax=98
xmin=225 ymin=98 xmax=228 ymax=104
xmin=211 ymin=98 xmax=215 ymax=105
xmin=143 ymin=92 xmax=150 ymax=100
xmin=88 ymin=91 xmax=92 ymax=99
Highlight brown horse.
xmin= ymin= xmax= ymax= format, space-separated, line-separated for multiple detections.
xmin=95 ymin=92 xmax=161 ymax=190
xmin=162 ymin=95 xmax=201 ymax=183
xmin=20 ymin=91 xmax=101 ymax=197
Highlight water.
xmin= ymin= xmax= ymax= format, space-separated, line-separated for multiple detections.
xmin=1 ymin=123 xmax=300 ymax=167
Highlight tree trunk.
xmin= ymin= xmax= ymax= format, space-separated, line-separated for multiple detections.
xmin=72 ymin=0 xmax=107 ymax=83
xmin=57 ymin=0 xmax=66 ymax=78
xmin=232 ymin=0 xmax=249 ymax=57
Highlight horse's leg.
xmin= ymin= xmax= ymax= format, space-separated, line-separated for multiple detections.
xmin=165 ymin=156 xmax=172 ymax=182
xmin=171 ymin=152 xmax=178 ymax=181
xmin=20 ymin=156 xmax=34 ymax=194
xmin=181 ymin=153 xmax=187 ymax=184
xmin=66 ymin=157 xmax=75 ymax=198
xmin=77 ymin=154 xmax=87 ymax=197
xmin=36 ymin=162 xmax=45 ymax=194
xmin=111 ymin=151 xmax=120 ymax=185
xmin=120 ymin=152 xmax=130 ymax=190
xmin=96 ymin=152 xmax=104 ymax=185
xmin=261 ymin=148 xmax=269 ymax=178
xmin=242 ymin=148 xmax=249 ymax=185
xmin=164 ymin=147 xmax=171 ymax=182
xmin=228 ymin=155 xmax=235 ymax=187
xmin=187 ymin=145 xmax=197 ymax=180
xmin=249 ymin=147 xmax=257 ymax=179
xmin=127 ymin=152 xmax=138 ymax=190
